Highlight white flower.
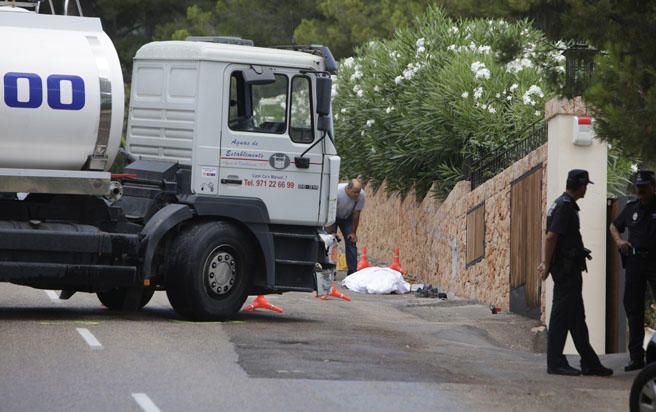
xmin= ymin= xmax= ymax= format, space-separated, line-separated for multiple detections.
xmin=350 ymin=70 xmax=363 ymax=81
xmin=461 ymin=91 xmax=469 ymax=98
xmin=471 ymin=61 xmax=485 ymax=72
xmin=356 ymin=89 xmax=364 ymax=98
xmin=488 ymin=106 xmax=496 ymax=114
xmin=522 ymin=94 xmax=535 ymax=105
xmin=481 ymin=104 xmax=488 ymax=110
xmin=385 ymin=106 xmax=394 ymax=114
xmin=389 ymin=51 xmax=401 ymax=60
xmin=366 ymin=119 xmax=375 ymax=128
xmin=505 ymin=58 xmax=534 ymax=74
xmin=361 ymin=130 xmax=365 ymax=136
xmin=334 ymin=113 xmax=339 ymax=120
xmin=476 ymin=68 xmax=490 ymax=80
xmin=470 ymin=62 xmax=491 ymax=80
xmin=534 ymin=111 xmax=541 ymax=116
xmin=506 ymin=96 xmax=512 ymax=101
xmin=469 ymin=42 xmax=477 ymax=51
xmin=416 ymin=38 xmax=425 ymax=48
xmin=340 ymin=108 xmax=347 ymax=114
xmin=448 ymin=26 xmax=459 ymax=34
xmin=352 ymin=85 xmax=361 ymax=94
xmin=495 ymin=93 xmax=501 ymax=98
xmin=473 ymin=86 xmax=483 ymax=100
xmin=394 ymin=75 xmax=403 ymax=85
xmin=374 ymin=85 xmax=380 ymax=92
xmin=478 ymin=45 xmax=492 ymax=54
xmin=509 ymin=83 xmax=519 ymax=92
xmin=342 ymin=57 xmax=355 ymax=68
xmin=417 ymin=46 xmax=426 ymax=54
xmin=447 ymin=44 xmax=457 ymax=52
xmin=527 ymin=85 xmax=544 ymax=98
xmin=631 ymin=164 xmax=639 ymax=172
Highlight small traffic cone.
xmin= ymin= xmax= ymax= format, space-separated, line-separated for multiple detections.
xmin=389 ymin=247 xmax=406 ymax=275
xmin=356 ymin=245 xmax=371 ymax=271
xmin=242 ymin=295 xmax=284 ymax=313
xmin=320 ymin=281 xmax=351 ymax=302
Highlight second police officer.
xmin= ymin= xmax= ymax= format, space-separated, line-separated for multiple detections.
xmin=538 ymin=169 xmax=613 ymax=376
xmin=609 ymin=170 xmax=656 ymax=372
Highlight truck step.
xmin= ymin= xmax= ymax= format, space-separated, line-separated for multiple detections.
xmin=274 ymin=259 xmax=316 ymax=267
xmin=271 ymin=232 xmax=316 ymax=240
xmin=0 ymin=262 xmax=138 ymax=291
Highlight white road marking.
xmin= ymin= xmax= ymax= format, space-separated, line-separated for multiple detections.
xmin=132 ymin=393 xmax=161 ymax=412
xmin=76 ymin=328 xmax=102 ymax=349
xmin=44 ymin=290 xmax=61 ymax=302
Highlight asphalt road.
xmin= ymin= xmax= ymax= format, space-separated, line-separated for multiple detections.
xmin=0 ymin=282 xmax=636 ymax=411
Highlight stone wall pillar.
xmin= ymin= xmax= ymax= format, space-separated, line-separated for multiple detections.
xmin=544 ymin=97 xmax=608 ymax=354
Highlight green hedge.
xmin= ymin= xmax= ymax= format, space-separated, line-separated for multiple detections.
xmin=333 ymin=7 xmax=565 ymax=199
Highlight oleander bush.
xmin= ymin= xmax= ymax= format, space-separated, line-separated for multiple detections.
xmin=333 ymin=7 xmax=566 ymax=199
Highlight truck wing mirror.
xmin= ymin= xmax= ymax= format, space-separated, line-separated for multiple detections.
xmin=315 ymin=77 xmax=332 ymax=116
xmin=243 ymin=66 xmax=276 ymax=85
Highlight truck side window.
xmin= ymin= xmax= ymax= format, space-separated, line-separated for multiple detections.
xmin=228 ymin=71 xmax=287 ymax=134
xmin=289 ymin=76 xmax=314 ymax=144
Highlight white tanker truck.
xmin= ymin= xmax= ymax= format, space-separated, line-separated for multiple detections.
xmin=0 ymin=3 xmax=340 ymax=319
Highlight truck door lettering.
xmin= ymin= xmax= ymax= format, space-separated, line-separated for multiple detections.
xmin=3 ymin=72 xmax=85 ymax=110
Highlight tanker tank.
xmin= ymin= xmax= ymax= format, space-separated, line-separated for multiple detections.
xmin=0 ymin=7 xmax=124 ymax=171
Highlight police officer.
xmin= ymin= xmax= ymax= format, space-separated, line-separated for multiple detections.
xmin=538 ymin=169 xmax=613 ymax=376
xmin=609 ymin=170 xmax=656 ymax=371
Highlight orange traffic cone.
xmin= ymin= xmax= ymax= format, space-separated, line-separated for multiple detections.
xmin=320 ymin=281 xmax=351 ymax=302
xmin=356 ymin=245 xmax=371 ymax=271
xmin=389 ymin=246 xmax=406 ymax=275
xmin=242 ymin=295 xmax=284 ymax=313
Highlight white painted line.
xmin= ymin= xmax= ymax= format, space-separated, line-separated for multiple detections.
xmin=76 ymin=328 xmax=103 ymax=349
xmin=44 ymin=290 xmax=61 ymax=302
xmin=132 ymin=393 xmax=161 ymax=412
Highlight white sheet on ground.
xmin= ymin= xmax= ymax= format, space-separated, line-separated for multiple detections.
xmin=342 ymin=267 xmax=411 ymax=294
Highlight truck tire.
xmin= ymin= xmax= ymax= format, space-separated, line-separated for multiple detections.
xmin=166 ymin=221 xmax=253 ymax=321
xmin=97 ymin=287 xmax=155 ymax=310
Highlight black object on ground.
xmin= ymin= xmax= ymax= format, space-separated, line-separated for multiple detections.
xmin=415 ymin=284 xmax=443 ymax=298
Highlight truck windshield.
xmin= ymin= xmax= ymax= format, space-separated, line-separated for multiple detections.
xmin=228 ymin=71 xmax=288 ymax=134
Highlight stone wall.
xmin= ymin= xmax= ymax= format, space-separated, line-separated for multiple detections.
xmin=358 ymin=144 xmax=548 ymax=310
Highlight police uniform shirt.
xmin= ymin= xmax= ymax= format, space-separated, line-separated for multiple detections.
xmin=613 ymin=198 xmax=656 ymax=252
xmin=547 ymin=193 xmax=584 ymax=262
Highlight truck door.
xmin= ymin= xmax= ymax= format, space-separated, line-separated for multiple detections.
xmin=219 ymin=65 xmax=324 ymax=225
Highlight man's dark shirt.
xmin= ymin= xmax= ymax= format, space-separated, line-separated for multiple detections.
xmin=546 ymin=192 xmax=584 ymax=264
xmin=613 ymin=197 xmax=656 ymax=251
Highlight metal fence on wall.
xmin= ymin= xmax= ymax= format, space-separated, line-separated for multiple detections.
xmin=466 ymin=123 xmax=547 ymax=189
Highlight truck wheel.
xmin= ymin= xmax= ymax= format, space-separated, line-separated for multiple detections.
xmin=97 ymin=287 xmax=155 ymax=310
xmin=166 ymin=221 xmax=253 ymax=321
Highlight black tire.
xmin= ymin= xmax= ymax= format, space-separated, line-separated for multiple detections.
xmin=630 ymin=362 xmax=656 ymax=411
xmin=165 ymin=221 xmax=254 ymax=321
xmin=97 ymin=287 xmax=155 ymax=310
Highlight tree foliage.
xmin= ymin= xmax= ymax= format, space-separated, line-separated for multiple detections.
xmin=333 ymin=7 xmax=564 ymax=198
xmin=294 ymin=0 xmax=434 ymax=59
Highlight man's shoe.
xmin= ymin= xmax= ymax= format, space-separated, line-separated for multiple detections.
xmin=582 ymin=365 xmax=613 ymax=377
xmin=624 ymin=360 xmax=645 ymax=372
xmin=547 ymin=365 xmax=581 ymax=376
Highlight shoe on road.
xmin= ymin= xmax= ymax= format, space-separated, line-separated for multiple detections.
xmin=624 ymin=360 xmax=645 ymax=372
xmin=547 ymin=365 xmax=581 ymax=376
xmin=582 ymin=365 xmax=613 ymax=377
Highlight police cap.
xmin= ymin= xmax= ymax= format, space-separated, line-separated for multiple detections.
xmin=567 ymin=169 xmax=594 ymax=185
xmin=634 ymin=170 xmax=655 ymax=186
